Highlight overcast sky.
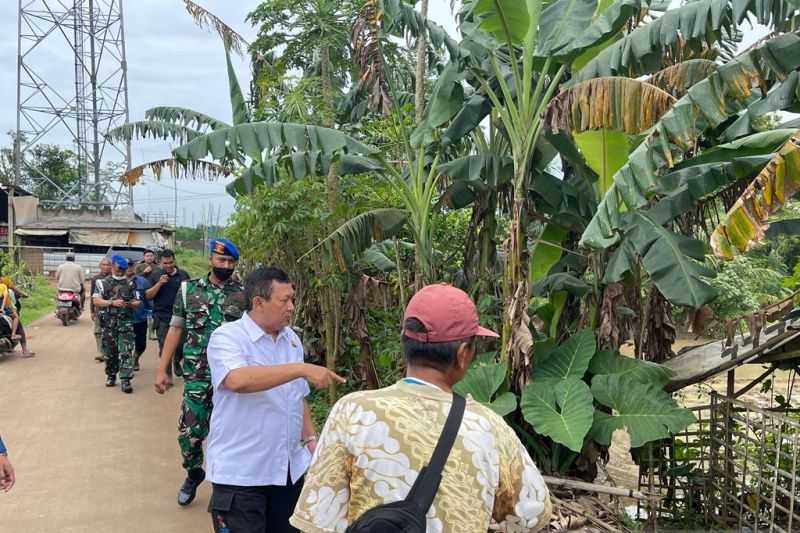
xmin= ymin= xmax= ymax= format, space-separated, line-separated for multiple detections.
xmin=0 ymin=2 xmax=766 ymax=227
xmin=0 ymin=0 xmax=457 ymax=227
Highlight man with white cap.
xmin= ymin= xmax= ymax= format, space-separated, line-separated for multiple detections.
xmin=291 ymin=283 xmax=551 ymax=533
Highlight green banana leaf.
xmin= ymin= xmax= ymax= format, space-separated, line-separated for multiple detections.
xmin=624 ymin=212 xmax=717 ymax=308
xmin=590 ymin=374 xmax=696 ymax=447
xmin=472 ymin=0 xmax=531 ymax=44
xmin=536 ymin=0 xmax=643 ymax=61
xmin=227 ymin=153 xmax=383 ymax=196
xmin=107 ymin=120 xmax=203 ymax=145
xmin=301 ymin=208 xmax=408 ymax=270
xmin=572 ymin=0 xmax=800 ymax=83
xmin=144 ymin=107 xmax=230 ymax=131
xmin=580 ymin=33 xmax=800 ymax=249
xmin=225 ymin=43 xmax=250 ymax=125
xmin=173 ymin=122 xmax=376 ymax=162
xmin=722 ymin=71 xmax=800 ymax=141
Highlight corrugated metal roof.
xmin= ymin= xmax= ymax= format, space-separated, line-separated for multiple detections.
xmin=18 ymin=219 xmax=172 ymax=231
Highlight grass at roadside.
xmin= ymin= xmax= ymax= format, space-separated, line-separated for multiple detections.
xmin=175 ymin=247 xmax=207 ymax=278
xmin=20 ymin=275 xmax=56 ymax=324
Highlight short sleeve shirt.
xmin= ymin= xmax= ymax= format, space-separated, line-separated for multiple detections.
xmin=206 ymin=312 xmax=311 ymax=487
xmin=290 ymin=382 xmax=552 ymax=533
xmin=147 ymin=267 xmax=190 ymax=320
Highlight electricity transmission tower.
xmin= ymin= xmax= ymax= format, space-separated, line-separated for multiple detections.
xmin=15 ymin=0 xmax=133 ymax=211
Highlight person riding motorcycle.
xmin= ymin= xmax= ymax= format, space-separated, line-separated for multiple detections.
xmin=56 ymin=252 xmax=85 ymax=311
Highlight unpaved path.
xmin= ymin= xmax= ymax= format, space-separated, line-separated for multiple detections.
xmin=0 ymin=311 xmax=209 ymax=532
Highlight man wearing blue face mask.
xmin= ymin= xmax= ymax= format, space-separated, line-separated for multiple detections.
xmin=154 ymin=238 xmax=247 ymax=508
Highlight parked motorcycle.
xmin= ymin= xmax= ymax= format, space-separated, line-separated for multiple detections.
xmin=55 ymin=289 xmax=81 ymax=326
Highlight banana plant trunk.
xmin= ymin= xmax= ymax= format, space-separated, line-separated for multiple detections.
xmin=504 ymin=182 xmax=532 ymax=391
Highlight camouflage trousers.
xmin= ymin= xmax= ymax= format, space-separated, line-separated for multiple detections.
xmin=93 ymin=318 xmax=104 ymax=359
xmin=102 ymin=320 xmax=135 ymax=380
xmin=178 ymin=379 xmax=213 ymax=474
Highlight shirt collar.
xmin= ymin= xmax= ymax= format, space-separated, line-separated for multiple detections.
xmin=242 ymin=312 xmax=289 ymax=343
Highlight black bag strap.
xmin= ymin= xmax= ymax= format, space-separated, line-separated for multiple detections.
xmin=406 ymin=392 xmax=466 ymax=513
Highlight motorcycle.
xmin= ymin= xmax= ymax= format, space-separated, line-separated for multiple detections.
xmin=55 ymin=289 xmax=81 ymax=326
xmin=0 ymin=314 xmax=19 ymax=353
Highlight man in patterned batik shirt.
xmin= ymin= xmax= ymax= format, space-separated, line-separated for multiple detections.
xmin=291 ymin=283 xmax=552 ymax=533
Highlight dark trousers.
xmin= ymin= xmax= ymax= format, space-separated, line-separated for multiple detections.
xmin=133 ymin=321 xmax=147 ymax=358
xmin=209 ymin=474 xmax=304 ymax=533
xmin=154 ymin=315 xmax=183 ymax=377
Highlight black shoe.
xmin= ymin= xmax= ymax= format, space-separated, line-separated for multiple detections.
xmin=133 ymin=361 xmax=140 ymax=371
xmin=173 ymin=361 xmax=183 ymax=378
xmin=177 ymin=474 xmax=203 ymax=506
xmin=121 ymin=379 xmax=133 ymax=393
xmin=105 ymin=376 xmax=116 ymax=387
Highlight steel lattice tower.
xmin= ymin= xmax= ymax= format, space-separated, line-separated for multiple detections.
xmin=15 ymin=0 xmax=132 ymax=209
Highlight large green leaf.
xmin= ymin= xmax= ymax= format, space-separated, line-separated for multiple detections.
xmin=711 ymin=133 xmax=800 ymax=259
xmin=107 ymin=120 xmax=203 ymax=144
xmin=624 ymin=212 xmax=717 ymax=308
xmin=302 ymin=208 xmax=408 ymax=269
xmin=589 ymin=350 xmax=673 ymax=387
xmin=225 ymin=43 xmax=250 ymax=125
xmin=590 ymin=374 xmax=696 ymax=447
xmin=536 ymin=0 xmax=642 ymax=60
xmin=533 ymin=328 xmax=596 ymax=380
xmin=572 ymin=0 xmax=800 ymax=83
xmin=522 ymin=377 xmax=595 ymax=452
xmin=454 ymin=361 xmax=518 ymax=416
xmin=722 ymin=71 xmax=800 ymax=141
xmin=574 ymin=129 xmax=628 ymax=199
xmin=472 ymin=0 xmax=531 ymax=44
xmin=173 ymin=122 xmax=376 ymax=162
xmin=580 ymin=33 xmax=800 ymax=249
xmin=144 ymin=107 xmax=230 ymax=131
xmin=529 ymin=224 xmax=568 ymax=285
xmin=226 ymin=153 xmax=383 ymax=196
xmin=412 ymin=64 xmax=465 ymax=146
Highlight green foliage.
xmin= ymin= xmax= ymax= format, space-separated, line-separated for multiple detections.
xmin=590 ymin=374 xmax=697 ymax=447
xmin=517 ymin=330 xmax=693 ymax=455
xmin=175 ymin=247 xmax=209 ymax=279
xmin=708 ymin=254 xmax=790 ymax=320
xmin=19 ymin=275 xmax=55 ymax=324
xmin=454 ymin=357 xmax=517 ymax=416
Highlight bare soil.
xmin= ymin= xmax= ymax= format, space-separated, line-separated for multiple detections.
xmin=0 ymin=312 xmax=209 ymax=532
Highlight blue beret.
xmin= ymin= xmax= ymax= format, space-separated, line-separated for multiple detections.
xmin=209 ymin=238 xmax=239 ymax=260
xmin=111 ymin=255 xmax=129 ymax=269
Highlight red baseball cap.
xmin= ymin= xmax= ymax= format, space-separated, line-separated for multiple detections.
xmin=402 ymin=283 xmax=499 ymax=342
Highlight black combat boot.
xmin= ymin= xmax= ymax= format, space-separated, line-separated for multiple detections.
xmin=105 ymin=375 xmax=116 ymax=387
xmin=177 ymin=468 xmax=205 ymax=506
xmin=121 ymin=379 xmax=133 ymax=393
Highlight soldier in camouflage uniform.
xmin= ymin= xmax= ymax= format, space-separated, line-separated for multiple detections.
xmin=92 ymin=255 xmax=141 ymax=393
xmin=154 ymin=238 xmax=245 ymax=507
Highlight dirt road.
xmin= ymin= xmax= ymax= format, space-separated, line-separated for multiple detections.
xmin=0 ymin=313 xmax=210 ymax=532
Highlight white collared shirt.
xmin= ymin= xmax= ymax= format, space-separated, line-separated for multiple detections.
xmin=206 ymin=312 xmax=311 ymax=487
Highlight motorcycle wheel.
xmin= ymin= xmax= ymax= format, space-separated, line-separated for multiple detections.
xmin=61 ymin=314 xmax=69 ymax=327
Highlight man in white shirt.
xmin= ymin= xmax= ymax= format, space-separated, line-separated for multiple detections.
xmin=206 ymin=266 xmax=345 ymax=533
xmin=56 ymin=252 xmax=86 ymax=309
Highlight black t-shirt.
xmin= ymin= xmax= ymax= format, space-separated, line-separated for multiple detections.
xmin=146 ymin=267 xmax=191 ymax=320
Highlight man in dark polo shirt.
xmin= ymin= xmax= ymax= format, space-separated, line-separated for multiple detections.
xmin=145 ymin=249 xmax=190 ymax=379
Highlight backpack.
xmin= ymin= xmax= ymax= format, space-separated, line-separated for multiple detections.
xmin=345 ymin=392 xmax=466 ymax=533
